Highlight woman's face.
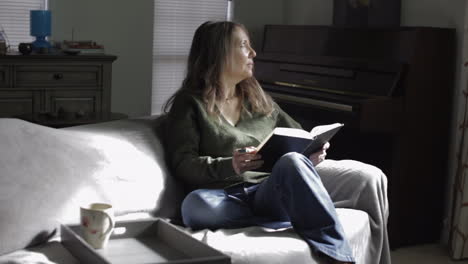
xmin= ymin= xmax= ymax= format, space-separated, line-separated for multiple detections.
xmin=225 ymin=27 xmax=256 ymax=83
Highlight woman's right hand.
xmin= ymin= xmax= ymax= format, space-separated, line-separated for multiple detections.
xmin=232 ymin=147 xmax=263 ymax=174
xmin=309 ymin=142 xmax=330 ymax=166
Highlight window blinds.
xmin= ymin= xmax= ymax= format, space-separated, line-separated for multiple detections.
xmin=0 ymin=0 xmax=45 ymax=51
xmin=151 ymin=0 xmax=230 ymax=114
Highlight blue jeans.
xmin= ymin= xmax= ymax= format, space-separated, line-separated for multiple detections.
xmin=181 ymin=152 xmax=355 ymax=262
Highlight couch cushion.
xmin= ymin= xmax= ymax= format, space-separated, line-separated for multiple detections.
xmin=0 ymin=117 xmax=183 ymax=255
xmin=0 ymin=209 xmax=369 ymax=264
xmin=64 ymin=115 xmax=183 ymax=218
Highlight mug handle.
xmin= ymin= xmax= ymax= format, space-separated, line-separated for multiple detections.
xmin=100 ymin=211 xmax=115 ymax=238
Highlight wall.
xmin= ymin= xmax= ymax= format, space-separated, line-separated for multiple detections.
xmin=283 ymin=0 xmax=333 ymax=25
xmin=402 ymin=0 xmax=464 ymax=28
xmin=233 ymin=0 xmax=285 ymax=51
xmin=50 ymin=0 xmax=154 ymax=117
xmin=234 ymin=0 xmax=333 ymax=50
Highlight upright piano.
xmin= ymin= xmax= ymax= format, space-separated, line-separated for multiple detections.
xmin=254 ymin=25 xmax=455 ymax=248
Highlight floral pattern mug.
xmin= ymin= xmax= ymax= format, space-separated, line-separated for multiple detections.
xmin=80 ymin=203 xmax=115 ymax=249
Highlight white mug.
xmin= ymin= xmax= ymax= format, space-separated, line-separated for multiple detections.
xmin=80 ymin=203 xmax=115 ymax=249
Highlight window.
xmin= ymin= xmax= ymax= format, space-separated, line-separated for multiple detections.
xmin=0 ymin=0 xmax=47 ymax=51
xmin=152 ymin=0 xmax=232 ymax=114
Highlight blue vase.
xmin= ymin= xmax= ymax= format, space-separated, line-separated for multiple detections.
xmin=30 ymin=10 xmax=52 ymax=51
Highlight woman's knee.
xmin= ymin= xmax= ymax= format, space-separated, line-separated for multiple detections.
xmin=273 ymin=152 xmax=320 ymax=183
xmin=181 ymin=189 xmax=253 ymax=230
xmin=182 ymin=189 xmax=209 ymax=213
xmin=275 ymin=152 xmax=311 ymax=171
xmin=181 ymin=189 xmax=221 ymax=229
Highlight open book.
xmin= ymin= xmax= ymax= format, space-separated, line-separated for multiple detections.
xmin=254 ymin=123 xmax=344 ymax=172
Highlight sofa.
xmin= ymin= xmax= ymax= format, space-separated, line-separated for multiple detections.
xmin=0 ymin=116 xmax=372 ymax=263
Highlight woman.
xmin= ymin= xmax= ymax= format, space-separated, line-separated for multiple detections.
xmin=164 ymin=21 xmax=390 ymax=264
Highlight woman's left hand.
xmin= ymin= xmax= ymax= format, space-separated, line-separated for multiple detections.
xmin=309 ymin=142 xmax=330 ymax=166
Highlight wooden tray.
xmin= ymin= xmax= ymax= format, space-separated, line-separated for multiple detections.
xmin=61 ymin=218 xmax=230 ymax=264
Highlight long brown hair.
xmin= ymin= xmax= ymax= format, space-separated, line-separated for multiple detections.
xmin=162 ymin=21 xmax=274 ymax=116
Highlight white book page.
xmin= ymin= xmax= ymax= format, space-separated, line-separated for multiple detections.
xmin=274 ymin=127 xmax=313 ymax=139
xmin=310 ymin=123 xmax=343 ymax=137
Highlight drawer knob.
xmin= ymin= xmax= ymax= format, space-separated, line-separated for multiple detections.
xmin=53 ymin=73 xmax=63 ymax=80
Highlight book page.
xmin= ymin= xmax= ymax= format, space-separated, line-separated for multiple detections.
xmin=274 ymin=127 xmax=313 ymax=138
xmin=310 ymin=123 xmax=343 ymax=137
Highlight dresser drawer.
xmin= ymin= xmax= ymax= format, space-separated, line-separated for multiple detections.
xmin=45 ymin=90 xmax=102 ymax=118
xmin=0 ymin=91 xmax=40 ymax=117
xmin=15 ymin=65 xmax=102 ymax=88
xmin=0 ymin=65 xmax=11 ymax=87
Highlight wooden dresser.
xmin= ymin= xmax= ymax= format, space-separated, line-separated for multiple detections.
xmin=0 ymin=53 xmax=118 ymax=127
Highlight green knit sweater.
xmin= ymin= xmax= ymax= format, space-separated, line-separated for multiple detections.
xmin=165 ymin=92 xmax=301 ymax=190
